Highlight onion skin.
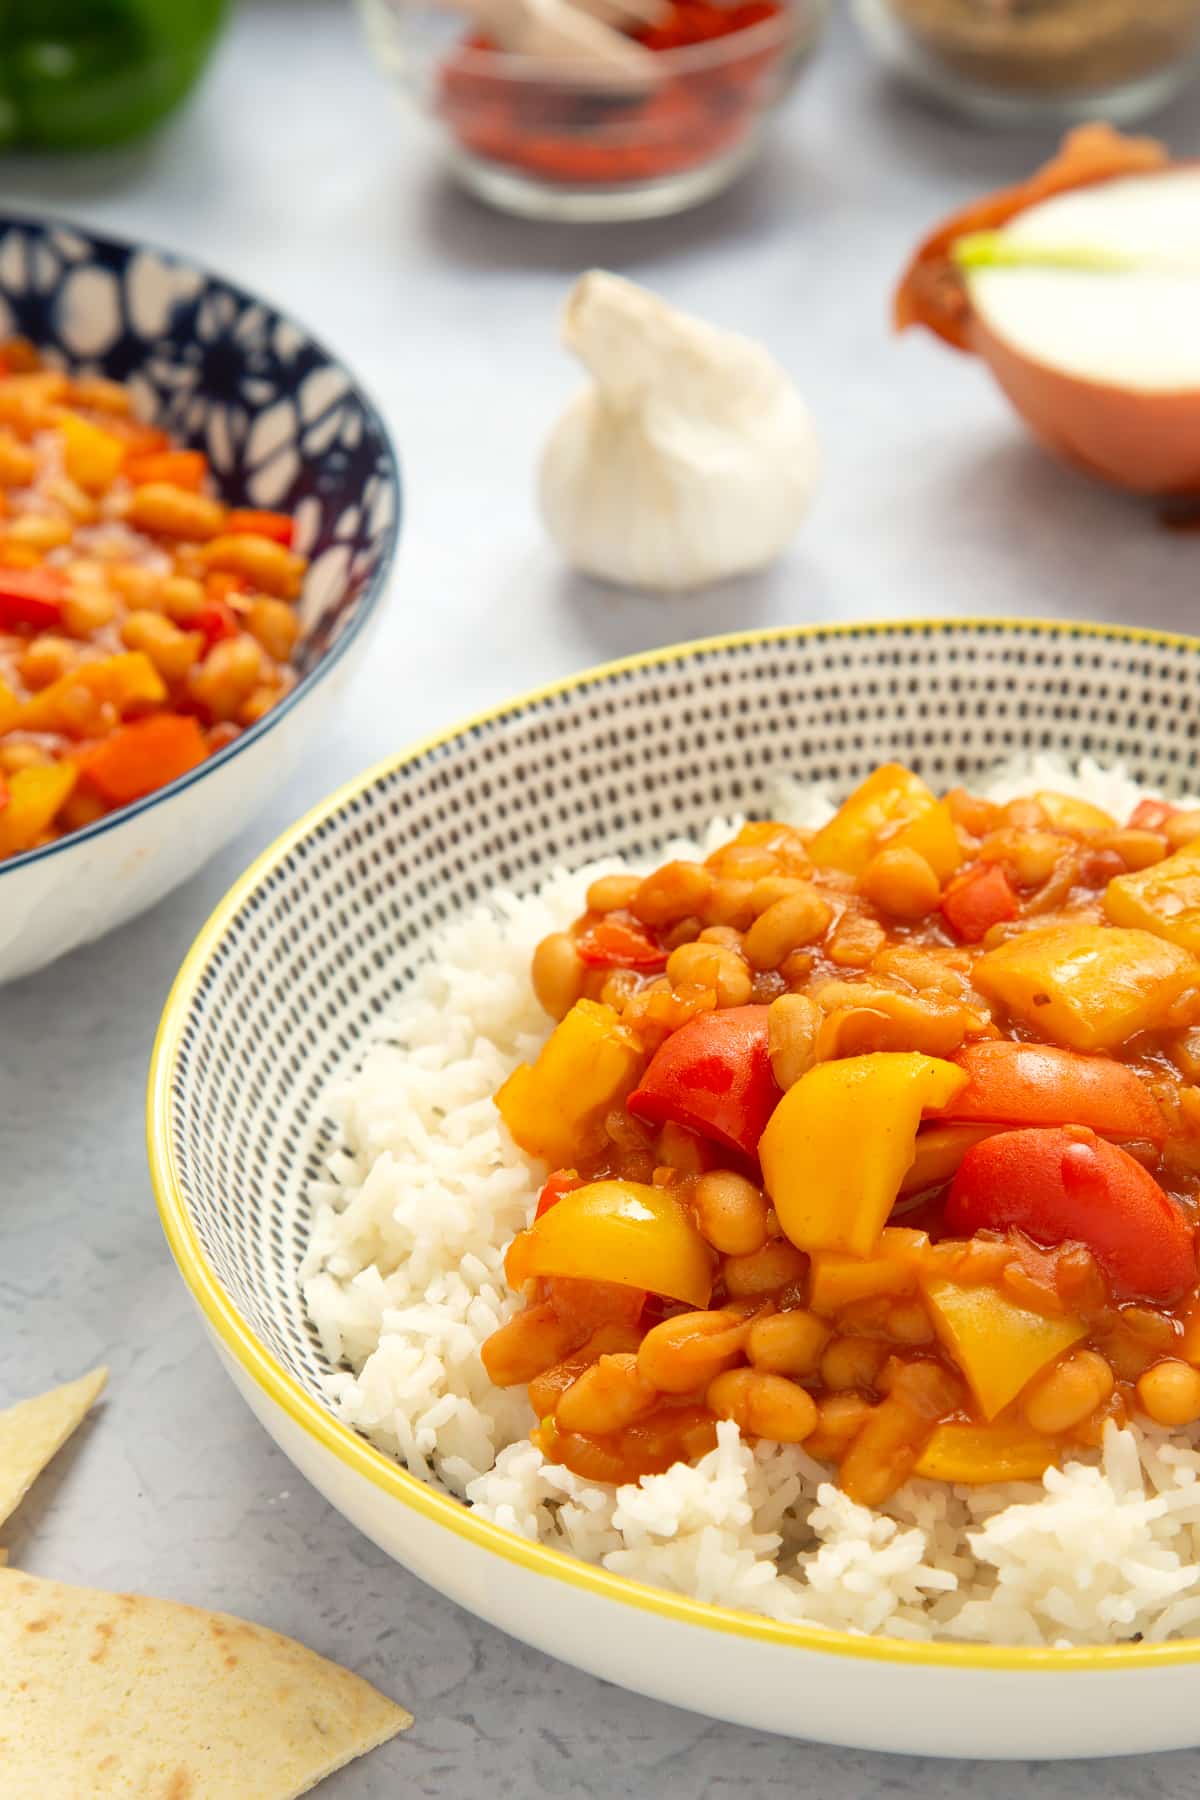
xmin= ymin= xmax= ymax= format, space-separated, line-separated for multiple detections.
xmin=894 ymin=123 xmax=1200 ymax=496
xmin=968 ymin=311 xmax=1200 ymax=495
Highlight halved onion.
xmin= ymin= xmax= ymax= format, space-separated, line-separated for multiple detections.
xmin=895 ymin=124 xmax=1200 ymax=496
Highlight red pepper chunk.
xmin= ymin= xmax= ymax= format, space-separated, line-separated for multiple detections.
xmin=627 ymin=1005 xmax=780 ymax=1160
xmin=576 ymin=917 xmax=668 ymax=970
xmin=196 ymin=597 xmax=241 ymax=649
xmin=535 ymin=1170 xmax=583 ymax=1219
xmin=946 ymin=1125 xmax=1195 ymax=1300
xmin=1128 ymin=798 xmax=1178 ymax=832
xmin=0 ymin=567 xmax=66 ymax=629
xmin=940 ymin=862 xmax=1019 ymax=943
xmin=930 ymin=1042 xmax=1166 ymax=1147
xmin=225 ymin=508 xmax=295 ymax=547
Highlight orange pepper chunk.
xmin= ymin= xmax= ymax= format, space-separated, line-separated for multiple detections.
xmin=224 ymin=508 xmax=295 ymax=547
xmin=124 ymin=448 xmax=209 ymax=491
xmin=77 ymin=714 xmax=208 ymax=805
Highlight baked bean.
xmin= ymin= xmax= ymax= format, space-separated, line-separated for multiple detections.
xmin=691 ymin=1170 xmax=770 ymax=1256
xmin=806 ymin=1393 xmax=874 ymax=1459
xmin=1165 ymin=810 xmax=1200 ymax=851
xmin=5 ymin=514 xmax=73 ymax=551
xmin=238 ymin=683 xmax=285 ymax=726
xmin=989 ymin=829 xmax=1067 ymax=889
xmin=556 ymin=1353 xmax=658 ymax=1435
xmin=45 ymin=477 xmax=97 ymax=524
xmin=666 ymin=940 xmax=752 ymax=1008
xmin=819 ymin=1336 xmax=887 ymax=1393
xmin=837 ymin=1392 xmax=932 ymax=1507
xmin=747 ymin=1310 xmax=829 ymax=1376
xmin=637 ymin=1310 xmax=749 ymax=1393
xmin=825 ymin=913 xmax=886 ymax=967
xmin=777 ymin=951 xmax=814 ymax=990
xmin=767 ymin=993 xmax=820 ymax=1090
xmin=0 ymin=430 xmax=35 ymax=486
xmin=632 ymin=861 xmax=714 ymax=927
xmin=586 ymin=873 xmax=643 ymax=914
xmin=1099 ymin=828 xmax=1169 ymax=871
xmin=109 ymin=565 xmax=162 ymax=606
xmin=188 ymin=635 xmax=265 ymax=721
xmin=480 ymin=1302 xmax=584 ymax=1387
xmin=743 ymin=886 xmax=834 ymax=971
xmin=245 ymin=596 xmax=302 ymax=662
xmin=600 ymin=969 xmax=641 ymax=1011
xmin=60 ymin=585 xmax=118 ymax=636
xmin=18 ymin=636 xmax=78 ymax=690
xmin=1136 ymin=1359 xmax=1200 ymax=1426
xmin=69 ymin=375 xmax=133 ymax=414
xmin=710 ymin=845 xmax=779 ymax=881
xmin=531 ymin=932 xmax=584 ymax=1021
xmin=1023 ymin=1350 xmax=1114 ymax=1434
xmin=860 ymin=846 xmax=941 ymax=921
xmin=706 ymin=1368 xmax=818 ymax=1442
xmin=157 ymin=575 xmax=206 ymax=624
xmin=201 ymin=531 xmax=305 ymax=597
xmin=722 ymin=1239 xmax=808 ymax=1298
xmin=748 ymin=875 xmax=807 ymax=916
xmin=126 ymin=481 xmax=226 ymax=540
xmin=703 ymin=878 xmax=757 ymax=930
xmin=697 ymin=925 xmax=744 ymax=950
xmin=120 ymin=610 xmax=204 ymax=682
xmin=0 ymin=742 xmax=49 ymax=773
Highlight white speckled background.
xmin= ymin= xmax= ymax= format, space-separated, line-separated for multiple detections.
xmin=5 ymin=2 xmax=1200 ymax=1789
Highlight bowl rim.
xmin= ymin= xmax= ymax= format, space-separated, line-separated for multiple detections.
xmin=149 ymin=615 xmax=1200 ymax=1673
xmin=431 ymin=0 xmax=818 ymax=82
xmin=0 ymin=208 xmax=402 ymax=885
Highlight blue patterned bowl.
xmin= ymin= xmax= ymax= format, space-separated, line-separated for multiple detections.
xmin=0 ymin=216 xmax=400 ymax=985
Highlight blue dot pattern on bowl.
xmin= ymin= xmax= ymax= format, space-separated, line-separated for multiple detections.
xmin=0 ymin=216 xmax=399 ymax=673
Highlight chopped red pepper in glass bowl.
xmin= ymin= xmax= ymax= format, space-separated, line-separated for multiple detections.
xmin=358 ymin=0 xmax=826 ymax=220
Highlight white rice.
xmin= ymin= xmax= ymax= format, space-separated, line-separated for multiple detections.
xmin=301 ymin=755 xmax=1200 ymax=1645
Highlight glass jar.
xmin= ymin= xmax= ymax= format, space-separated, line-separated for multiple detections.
xmin=852 ymin=0 xmax=1200 ymax=125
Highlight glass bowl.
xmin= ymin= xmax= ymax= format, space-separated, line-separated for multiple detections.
xmin=358 ymin=0 xmax=826 ymax=221
xmin=852 ymin=0 xmax=1200 ymax=126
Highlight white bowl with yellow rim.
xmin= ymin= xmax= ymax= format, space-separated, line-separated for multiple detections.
xmin=148 ymin=619 xmax=1200 ymax=1758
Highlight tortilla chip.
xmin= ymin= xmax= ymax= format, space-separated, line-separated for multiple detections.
xmin=0 ymin=1569 xmax=411 ymax=1798
xmin=0 ymin=1367 xmax=107 ymax=1532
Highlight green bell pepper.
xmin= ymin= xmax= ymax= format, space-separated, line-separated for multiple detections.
xmin=0 ymin=1 xmax=230 ymax=150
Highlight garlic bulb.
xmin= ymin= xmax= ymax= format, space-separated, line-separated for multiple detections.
xmin=538 ymin=271 xmax=818 ymax=592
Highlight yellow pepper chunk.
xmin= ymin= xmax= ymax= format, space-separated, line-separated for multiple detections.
xmin=0 ymin=762 xmax=77 ymax=857
xmin=760 ymin=1052 xmax=968 ymax=1258
xmin=808 ymin=1228 xmax=928 ymax=1313
xmin=1035 ymin=791 xmax=1116 ymax=835
xmin=808 ymin=763 xmax=939 ymax=877
xmin=504 ymin=1180 xmax=713 ymax=1308
xmin=58 ymin=411 xmax=126 ymax=492
xmin=883 ymin=797 xmax=963 ymax=883
xmin=901 ymin=1123 xmax=1000 ymax=1196
xmin=496 ymin=999 xmax=643 ymax=1168
xmin=1105 ymin=838 xmax=1200 ymax=956
xmin=19 ymin=651 xmax=167 ymax=734
xmin=974 ymin=922 xmax=1198 ymax=1052
xmin=0 ymin=676 xmax=18 ymax=734
xmin=914 ymin=1420 xmax=1059 ymax=1484
xmin=922 ymin=1279 xmax=1087 ymax=1420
